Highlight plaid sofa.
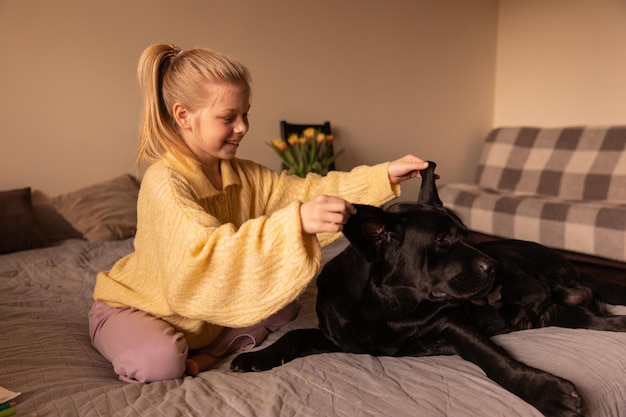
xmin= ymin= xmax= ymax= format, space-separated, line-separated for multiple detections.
xmin=438 ymin=126 xmax=626 ymax=263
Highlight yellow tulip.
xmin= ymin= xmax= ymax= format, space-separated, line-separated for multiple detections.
xmin=272 ymin=138 xmax=287 ymax=151
xmin=303 ymin=127 xmax=315 ymax=140
xmin=287 ymin=134 xmax=299 ymax=146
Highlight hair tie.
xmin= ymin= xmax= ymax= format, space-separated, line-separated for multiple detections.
xmin=167 ymin=46 xmax=183 ymax=66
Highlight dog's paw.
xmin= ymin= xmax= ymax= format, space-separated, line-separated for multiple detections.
xmin=230 ymin=350 xmax=283 ymax=372
xmin=229 ymin=352 xmax=256 ymax=372
xmin=529 ymin=375 xmax=584 ymax=417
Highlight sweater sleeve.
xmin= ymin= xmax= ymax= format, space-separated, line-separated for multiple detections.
xmin=261 ymin=161 xmax=401 ymax=246
xmin=264 ymin=162 xmax=399 ymax=211
xmin=169 ymin=203 xmax=320 ymax=328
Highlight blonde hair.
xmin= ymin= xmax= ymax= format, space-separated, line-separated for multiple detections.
xmin=136 ymin=44 xmax=251 ymax=166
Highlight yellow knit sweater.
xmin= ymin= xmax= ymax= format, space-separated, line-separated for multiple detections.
xmin=93 ymin=155 xmax=400 ymax=349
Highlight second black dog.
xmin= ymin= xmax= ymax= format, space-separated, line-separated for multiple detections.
xmin=231 ymin=162 xmax=626 ymax=417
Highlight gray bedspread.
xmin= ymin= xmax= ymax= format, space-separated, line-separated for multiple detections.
xmin=1 ymin=238 xmax=625 ymax=417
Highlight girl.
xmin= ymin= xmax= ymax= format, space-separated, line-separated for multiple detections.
xmin=89 ymin=43 xmax=431 ymax=383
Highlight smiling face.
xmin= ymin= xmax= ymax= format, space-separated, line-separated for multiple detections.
xmin=173 ymin=82 xmax=250 ymax=170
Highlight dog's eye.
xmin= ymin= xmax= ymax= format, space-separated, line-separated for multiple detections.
xmin=435 ymin=233 xmax=447 ymax=243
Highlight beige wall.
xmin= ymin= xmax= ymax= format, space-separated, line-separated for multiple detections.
xmin=0 ymin=0 xmax=497 ymax=201
xmin=494 ymin=0 xmax=626 ymax=127
xmin=3 ymin=1 xmax=624 ymax=202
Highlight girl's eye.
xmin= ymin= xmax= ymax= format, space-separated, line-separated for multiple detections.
xmin=222 ymin=113 xmax=248 ymax=123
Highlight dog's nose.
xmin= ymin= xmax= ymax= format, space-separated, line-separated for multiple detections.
xmin=479 ymin=258 xmax=497 ymax=275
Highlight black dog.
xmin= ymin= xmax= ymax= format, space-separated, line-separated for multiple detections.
xmin=231 ymin=162 xmax=626 ymax=417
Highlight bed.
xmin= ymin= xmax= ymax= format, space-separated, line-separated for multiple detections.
xmin=1 ymin=175 xmax=625 ymax=417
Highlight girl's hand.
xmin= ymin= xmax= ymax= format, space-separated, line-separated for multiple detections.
xmin=300 ymin=195 xmax=356 ymax=235
xmin=387 ymin=154 xmax=431 ymax=184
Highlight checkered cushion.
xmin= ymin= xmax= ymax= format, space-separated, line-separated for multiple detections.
xmin=439 ymin=126 xmax=626 ymax=263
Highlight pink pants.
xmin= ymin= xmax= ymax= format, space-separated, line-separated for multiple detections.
xmin=88 ymin=301 xmax=298 ymax=383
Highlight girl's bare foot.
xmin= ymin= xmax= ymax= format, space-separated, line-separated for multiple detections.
xmin=185 ymin=359 xmax=200 ymax=377
xmin=185 ymin=353 xmax=221 ymax=376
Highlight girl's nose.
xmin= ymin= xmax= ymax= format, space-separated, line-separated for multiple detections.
xmin=234 ymin=117 xmax=249 ymax=135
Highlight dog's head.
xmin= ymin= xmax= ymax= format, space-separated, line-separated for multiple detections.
xmin=343 ymin=161 xmax=496 ymax=302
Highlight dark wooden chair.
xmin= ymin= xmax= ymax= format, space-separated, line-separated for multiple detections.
xmin=279 ymin=120 xmax=335 ymax=171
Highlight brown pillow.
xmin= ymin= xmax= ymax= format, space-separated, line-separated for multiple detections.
xmin=33 ymin=204 xmax=84 ymax=242
xmin=51 ymin=174 xmax=140 ymax=242
xmin=0 ymin=187 xmax=48 ymax=254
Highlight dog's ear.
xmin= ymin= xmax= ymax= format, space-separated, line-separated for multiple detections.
xmin=417 ymin=160 xmax=443 ymax=207
xmin=343 ymin=204 xmax=393 ymax=261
